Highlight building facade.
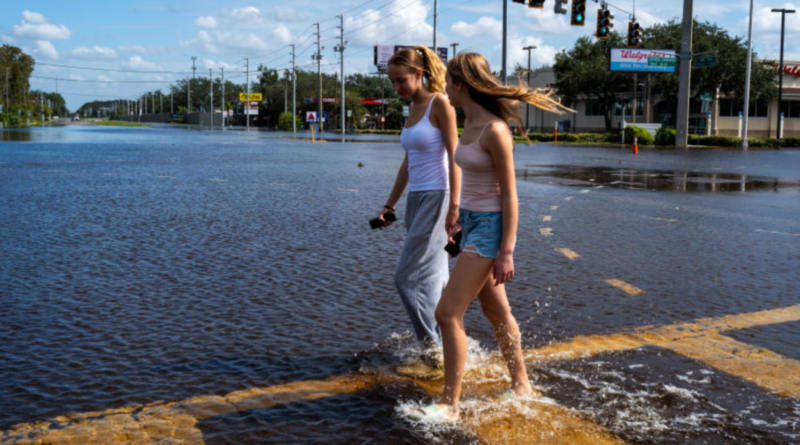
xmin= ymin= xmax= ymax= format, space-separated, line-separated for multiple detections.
xmin=515 ymin=60 xmax=800 ymax=138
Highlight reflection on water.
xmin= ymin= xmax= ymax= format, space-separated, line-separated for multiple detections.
xmin=517 ymin=164 xmax=793 ymax=192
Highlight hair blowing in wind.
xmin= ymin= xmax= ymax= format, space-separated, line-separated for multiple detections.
xmin=447 ymin=52 xmax=574 ymax=139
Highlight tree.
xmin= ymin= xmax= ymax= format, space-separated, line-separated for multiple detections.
xmin=553 ymin=33 xmax=632 ymax=131
xmin=644 ymin=19 xmax=778 ymax=119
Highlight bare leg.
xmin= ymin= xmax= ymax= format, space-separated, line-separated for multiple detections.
xmin=477 ymin=280 xmax=533 ymax=396
xmin=434 ymin=252 xmax=494 ymax=415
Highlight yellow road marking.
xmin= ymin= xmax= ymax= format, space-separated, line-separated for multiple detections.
xmin=665 ymin=333 xmax=800 ymax=399
xmin=564 ymin=197 xmax=573 ymax=201
xmin=580 ymin=189 xmax=590 ymax=193
xmin=207 ymin=178 xmax=227 ymax=182
xmin=337 ymin=188 xmax=358 ymax=192
xmin=540 ymin=228 xmax=553 ymax=236
xmin=642 ymin=216 xmax=678 ymax=223
xmin=543 ymin=215 xmax=552 ymax=222
xmin=555 ymin=248 xmax=580 ymax=260
xmin=755 ymin=229 xmax=800 ymax=237
xmin=605 ymin=279 xmax=645 ymax=296
xmin=551 ymin=205 xmax=559 ymax=210
xmin=7 ymin=305 xmax=800 ymax=444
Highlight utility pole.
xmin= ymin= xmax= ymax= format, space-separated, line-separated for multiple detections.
xmin=190 ymin=56 xmax=197 ymax=114
xmin=314 ymin=23 xmax=323 ymax=135
xmin=4 ymin=68 xmax=9 ymax=125
xmin=291 ymin=44 xmax=297 ymax=134
xmin=221 ymin=68 xmax=225 ymax=130
xmin=433 ymin=0 xmax=438 ymax=51
xmin=675 ymin=0 xmax=693 ymax=147
xmin=451 ymin=42 xmax=459 ymax=58
xmin=246 ymin=57 xmax=250 ymax=132
xmin=336 ymin=15 xmax=347 ymax=143
xmin=209 ymin=69 xmax=214 ymax=129
xmin=159 ymin=92 xmax=162 ymax=114
xmin=742 ymin=0 xmax=754 ymax=150
xmin=502 ymin=0 xmax=508 ymax=85
xmin=523 ymin=46 xmax=536 ymax=132
xmin=772 ymin=8 xmax=795 ymax=139
xmin=171 ymin=88 xmax=173 ymax=114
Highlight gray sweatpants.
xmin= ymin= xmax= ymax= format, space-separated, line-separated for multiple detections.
xmin=394 ymin=190 xmax=450 ymax=346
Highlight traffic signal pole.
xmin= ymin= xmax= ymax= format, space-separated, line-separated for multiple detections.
xmin=675 ymin=0 xmax=694 ymax=147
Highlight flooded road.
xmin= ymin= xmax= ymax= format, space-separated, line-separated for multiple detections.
xmin=1 ymin=126 xmax=799 ymax=444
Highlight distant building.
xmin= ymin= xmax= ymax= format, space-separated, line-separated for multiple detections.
xmin=513 ymin=60 xmax=800 ymax=138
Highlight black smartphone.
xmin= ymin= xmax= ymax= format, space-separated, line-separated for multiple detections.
xmin=369 ymin=211 xmax=396 ymax=229
xmin=445 ymin=230 xmax=463 ymax=257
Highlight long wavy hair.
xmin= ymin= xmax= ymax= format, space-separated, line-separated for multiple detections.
xmin=447 ymin=52 xmax=573 ymax=142
xmin=387 ymin=46 xmax=447 ymax=95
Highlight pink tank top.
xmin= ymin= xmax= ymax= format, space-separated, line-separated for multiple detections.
xmin=454 ymin=121 xmax=504 ymax=212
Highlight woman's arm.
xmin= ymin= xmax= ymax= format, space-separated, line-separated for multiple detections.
xmin=433 ymin=96 xmax=462 ymax=234
xmin=380 ymin=153 xmax=410 ymax=227
xmin=484 ymin=122 xmax=518 ymax=285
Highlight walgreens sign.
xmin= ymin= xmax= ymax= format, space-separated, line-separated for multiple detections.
xmin=776 ymin=64 xmax=800 ymax=78
xmin=610 ymin=48 xmax=677 ymax=73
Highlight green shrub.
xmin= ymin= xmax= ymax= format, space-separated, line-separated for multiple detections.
xmin=781 ymin=137 xmax=800 ymax=148
xmin=624 ymin=125 xmax=654 ymax=145
xmin=697 ymin=135 xmax=741 ymax=147
xmin=655 ymin=127 xmax=676 ymax=145
xmin=277 ymin=112 xmax=297 ymax=131
xmin=748 ymin=137 xmax=782 ymax=149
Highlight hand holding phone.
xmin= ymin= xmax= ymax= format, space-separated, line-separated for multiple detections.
xmin=445 ymin=230 xmax=462 ymax=257
xmin=370 ymin=211 xmax=396 ymax=229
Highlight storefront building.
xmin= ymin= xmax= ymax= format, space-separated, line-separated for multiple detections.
xmin=515 ymin=60 xmax=800 ymax=138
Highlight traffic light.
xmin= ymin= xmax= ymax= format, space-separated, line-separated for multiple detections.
xmin=529 ymin=0 xmax=545 ymax=8
xmin=570 ymin=0 xmax=586 ymax=26
xmin=512 ymin=0 xmax=525 ymax=4
xmin=554 ymin=0 xmax=568 ymax=14
xmin=596 ymin=8 xmax=614 ymax=39
xmin=627 ymin=21 xmax=642 ymax=47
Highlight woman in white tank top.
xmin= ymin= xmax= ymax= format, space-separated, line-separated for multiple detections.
xmin=374 ymin=46 xmax=460 ymax=357
xmin=402 ymin=52 xmax=572 ymax=423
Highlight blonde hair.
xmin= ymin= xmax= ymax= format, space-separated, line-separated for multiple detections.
xmin=446 ymin=52 xmax=573 ymax=142
xmin=387 ymin=46 xmax=447 ymax=95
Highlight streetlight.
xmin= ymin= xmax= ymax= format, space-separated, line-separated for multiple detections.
xmin=523 ymin=46 xmax=537 ymax=133
xmin=771 ymin=8 xmax=795 ymax=139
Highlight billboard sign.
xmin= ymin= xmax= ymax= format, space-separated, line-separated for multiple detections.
xmin=610 ymin=48 xmax=677 ymax=73
xmin=239 ymin=93 xmax=262 ymax=101
xmin=374 ymin=45 xmax=448 ymax=67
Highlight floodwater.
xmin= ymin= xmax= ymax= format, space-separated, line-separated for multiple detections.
xmin=1 ymin=126 xmax=799 ymax=444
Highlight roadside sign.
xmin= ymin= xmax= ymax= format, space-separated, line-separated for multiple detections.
xmin=239 ymin=93 xmax=263 ymax=101
xmin=379 ymin=116 xmax=386 ymax=123
xmin=346 ymin=109 xmax=352 ymax=117
xmin=696 ymin=56 xmax=718 ymax=68
xmin=402 ymin=106 xmax=409 ymax=117
xmin=306 ymin=111 xmax=326 ymax=122
xmin=699 ymin=93 xmax=713 ymax=102
xmin=648 ymin=57 xmax=677 ymax=68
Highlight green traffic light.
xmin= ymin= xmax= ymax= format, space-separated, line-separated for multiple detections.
xmin=577 ymin=14 xmax=583 ymax=22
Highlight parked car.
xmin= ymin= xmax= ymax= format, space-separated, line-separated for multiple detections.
xmin=71 ymin=115 xmax=80 ymax=121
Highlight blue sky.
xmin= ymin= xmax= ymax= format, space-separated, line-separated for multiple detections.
xmin=2 ymin=0 xmax=798 ymax=111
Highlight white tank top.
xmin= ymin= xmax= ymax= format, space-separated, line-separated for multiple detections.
xmin=400 ymin=95 xmax=449 ymax=192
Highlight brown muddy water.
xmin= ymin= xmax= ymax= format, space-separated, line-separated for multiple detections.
xmin=1 ymin=126 xmax=799 ymax=444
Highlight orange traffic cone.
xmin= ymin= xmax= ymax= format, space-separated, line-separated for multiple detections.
xmin=633 ymin=135 xmax=638 ymax=154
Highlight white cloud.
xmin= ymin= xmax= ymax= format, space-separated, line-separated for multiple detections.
xmin=202 ymin=59 xmax=241 ymax=70
xmin=274 ymin=7 xmax=309 ymax=22
xmin=195 ymin=16 xmax=217 ymax=28
xmin=13 ymin=11 xmax=72 ymax=40
xmin=220 ymin=6 xmax=262 ymax=24
xmin=451 ymin=16 xmax=502 ymax=40
xmin=98 ymin=75 xmax=112 ymax=82
xmin=743 ymin=4 xmax=800 ymax=59
xmin=1 ymin=35 xmax=16 ymax=43
xmin=507 ymin=36 xmax=558 ymax=71
xmin=22 ymin=10 xmax=48 ymax=25
xmin=72 ymin=46 xmax=118 ymax=59
xmin=121 ymin=56 xmax=163 ymax=72
xmin=521 ymin=8 xmax=571 ymax=35
xmin=34 ymin=40 xmax=59 ymax=59
xmin=347 ymin=0 xmax=432 ymax=47
xmin=69 ymin=74 xmax=84 ymax=81
xmin=181 ymin=24 xmax=291 ymax=55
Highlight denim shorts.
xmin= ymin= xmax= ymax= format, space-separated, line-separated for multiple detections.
xmin=459 ymin=209 xmax=503 ymax=258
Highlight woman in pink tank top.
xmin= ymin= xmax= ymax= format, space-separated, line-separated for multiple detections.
xmin=403 ymin=53 xmax=571 ymax=422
